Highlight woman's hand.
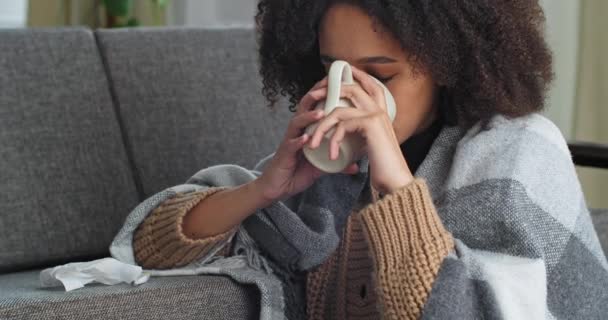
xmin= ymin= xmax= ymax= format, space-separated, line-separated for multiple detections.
xmin=256 ymin=77 xmax=360 ymax=203
xmin=307 ymin=66 xmax=414 ymax=195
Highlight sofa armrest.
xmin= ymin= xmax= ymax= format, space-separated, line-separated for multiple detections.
xmin=568 ymin=141 xmax=608 ymax=169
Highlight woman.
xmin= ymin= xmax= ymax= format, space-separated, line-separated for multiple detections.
xmin=113 ymin=1 xmax=608 ymax=319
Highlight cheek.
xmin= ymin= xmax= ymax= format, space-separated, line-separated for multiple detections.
xmin=386 ymin=77 xmax=436 ymax=140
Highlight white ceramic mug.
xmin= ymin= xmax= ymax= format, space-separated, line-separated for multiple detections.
xmin=302 ymin=60 xmax=396 ymax=173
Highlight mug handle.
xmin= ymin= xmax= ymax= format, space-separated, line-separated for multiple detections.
xmin=324 ymin=60 xmax=354 ymax=115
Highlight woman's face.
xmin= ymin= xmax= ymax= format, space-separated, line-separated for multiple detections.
xmin=318 ymin=3 xmax=438 ymax=143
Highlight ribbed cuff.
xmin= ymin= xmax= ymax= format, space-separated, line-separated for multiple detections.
xmin=361 ymin=178 xmax=453 ymax=264
xmin=133 ymin=187 xmax=236 ymax=269
xmin=360 ymin=178 xmax=454 ymax=318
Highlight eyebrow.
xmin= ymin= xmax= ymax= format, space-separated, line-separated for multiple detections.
xmin=320 ymin=54 xmax=397 ymax=64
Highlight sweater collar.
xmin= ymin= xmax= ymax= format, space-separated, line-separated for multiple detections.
xmin=400 ymin=114 xmax=445 ymax=174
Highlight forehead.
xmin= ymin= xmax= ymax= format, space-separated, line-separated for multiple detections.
xmin=318 ymin=3 xmax=404 ymax=60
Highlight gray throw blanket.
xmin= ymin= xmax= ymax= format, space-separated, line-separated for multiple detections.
xmin=110 ymin=113 xmax=608 ymax=319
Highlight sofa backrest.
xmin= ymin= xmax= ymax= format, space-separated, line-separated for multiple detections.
xmin=95 ymin=28 xmax=292 ymax=198
xmin=0 ymin=29 xmax=140 ymax=273
xmin=0 ymin=27 xmax=293 ymax=273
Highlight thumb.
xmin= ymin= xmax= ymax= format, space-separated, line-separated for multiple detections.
xmin=300 ymin=158 xmax=327 ymax=180
xmin=341 ymin=163 xmax=360 ymax=175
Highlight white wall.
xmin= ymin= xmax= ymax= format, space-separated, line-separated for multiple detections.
xmin=0 ymin=0 xmax=28 ymax=28
xmin=539 ymin=0 xmax=581 ymax=139
xmin=168 ymin=0 xmax=255 ymax=28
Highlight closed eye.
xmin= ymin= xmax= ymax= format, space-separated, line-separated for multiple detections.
xmin=374 ymin=74 xmax=396 ymax=83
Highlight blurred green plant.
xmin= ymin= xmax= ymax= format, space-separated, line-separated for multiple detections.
xmin=102 ymin=0 xmax=168 ymax=28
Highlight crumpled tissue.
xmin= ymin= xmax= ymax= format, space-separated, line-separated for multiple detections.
xmin=39 ymin=257 xmax=150 ymax=292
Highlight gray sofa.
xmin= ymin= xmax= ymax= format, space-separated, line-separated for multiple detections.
xmin=0 ymin=27 xmax=606 ymax=320
xmin=0 ymin=27 xmax=291 ymax=319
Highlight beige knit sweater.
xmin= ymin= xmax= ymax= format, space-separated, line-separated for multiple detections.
xmin=132 ymin=178 xmax=454 ymax=319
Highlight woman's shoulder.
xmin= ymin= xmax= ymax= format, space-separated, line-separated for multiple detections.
xmin=450 ymin=113 xmax=573 ymax=173
xmin=444 ymin=112 xmax=585 ymax=218
xmin=458 ymin=112 xmax=570 ymax=157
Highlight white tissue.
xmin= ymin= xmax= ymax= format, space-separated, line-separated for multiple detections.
xmin=39 ymin=257 xmax=150 ymax=291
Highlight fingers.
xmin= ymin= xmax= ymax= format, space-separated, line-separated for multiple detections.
xmin=329 ymin=123 xmax=346 ymax=160
xmin=341 ymin=162 xmax=359 ymax=175
xmin=350 ymin=66 xmax=386 ymax=109
xmin=301 ymin=159 xmax=328 ymax=179
xmin=284 ymin=133 xmax=310 ymax=153
xmin=295 ymin=88 xmax=327 ymax=115
xmin=308 ymin=107 xmax=361 ymax=149
xmin=311 ymin=77 xmax=328 ymax=91
xmin=295 ymin=77 xmax=328 ymax=115
xmin=338 ymin=84 xmax=379 ymax=112
xmin=286 ymin=109 xmax=324 ymax=139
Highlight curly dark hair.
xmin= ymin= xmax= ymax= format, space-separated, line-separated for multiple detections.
xmin=255 ymin=0 xmax=554 ymax=128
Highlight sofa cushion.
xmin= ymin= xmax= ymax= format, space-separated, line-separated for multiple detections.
xmin=0 ymin=28 xmax=140 ymax=273
xmin=95 ymin=28 xmax=292 ymax=198
xmin=0 ymin=269 xmax=259 ymax=320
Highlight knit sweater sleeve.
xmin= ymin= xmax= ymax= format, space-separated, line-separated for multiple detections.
xmin=132 ymin=187 xmax=237 ymax=270
xmin=359 ymin=178 xmax=454 ymax=319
